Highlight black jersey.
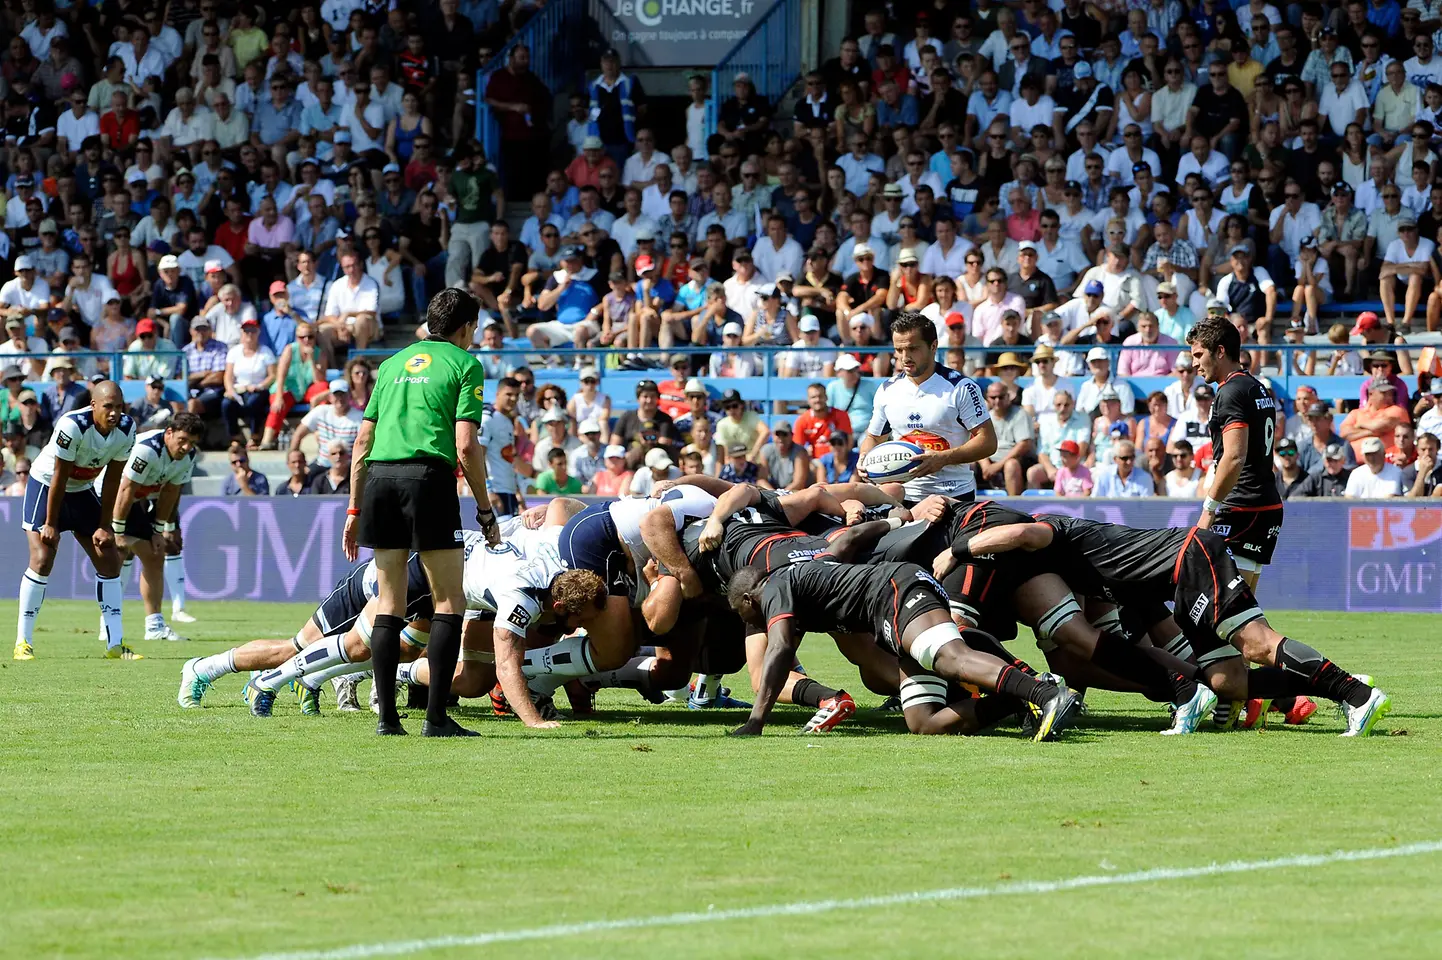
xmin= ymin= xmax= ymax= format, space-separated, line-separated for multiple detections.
xmin=683 ymin=490 xmax=831 ymax=594
xmin=945 ymin=498 xmax=1036 ymax=544
xmin=1208 ymin=370 xmax=1281 ymax=509
xmin=1037 ymin=514 xmax=1190 ymax=601
xmin=794 ymin=501 xmax=894 ymax=538
xmin=760 ymin=561 xmax=942 ymax=636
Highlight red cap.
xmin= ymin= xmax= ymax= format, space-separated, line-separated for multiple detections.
xmin=1351 ymin=311 xmax=1380 ymax=335
xmin=635 ymin=254 xmax=655 ymax=273
xmin=1058 ymin=439 xmax=1080 ymax=455
xmin=945 ymin=311 xmax=967 ymax=328
xmin=135 ymin=318 xmax=156 ymax=335
xmin=241 ymin=317 xmax=260 ymax=328
xmin=269 ymin=280 xmax=288 ymax=296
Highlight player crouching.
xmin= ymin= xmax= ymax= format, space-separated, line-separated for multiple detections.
xmin=726 ymin=560 xmax=1081 ymax=741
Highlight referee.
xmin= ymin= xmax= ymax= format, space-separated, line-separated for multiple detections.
xmin=343 ymin=288 xmax=500 ymax=737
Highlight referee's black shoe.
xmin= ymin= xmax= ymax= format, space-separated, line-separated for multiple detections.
xmin=376 ymin=719 xmax=408 ymax=736
xmin=422 ymin=717 xmax=480 ymax=737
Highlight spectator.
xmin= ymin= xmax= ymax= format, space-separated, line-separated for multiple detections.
xmin=591 ymin=444 xmax=634 ymax=496
xmin=221 ymin=443 xmax=270 ymax=495
xmin=673 ymin=379 xmax=718 ymax=442
xmin=1117 ymin=312 xmax=1178 ymax=377
xmin=123 ymin=318 xmax=177 ymax=381
xmin=611 ymin=379 xmax=678 ymax=469
xmin=1345 ymin=435 xmax=1404 ymax=497
xmin=275 ymin=450 xmax=312 ymax=497
xmin=1076 ymin=347 xmax=1137 ymax=416
xmin=129 ymin=375 xmax=182 ymax=430
xmin=309 ymin=440 xmax=352 ymax=494
xmin=1165 ymin=439 xmax=1203 ymax=496
xmin=630 ymin=447 xmax=681 ymax=495
xmin=715 ymin=388 xmax=769 ymax=459
xmin=720 ymin=442 xmax=767 ymax=485
xmin=814 ymin=429 xmax=858 ymax=483
xmin=782 ymin=314 xmax=838 ymax=378
xmin=1053 ymin=439 xmax=1094 ymax=497
xmin=536 ymin=446 xmax=584 ymax=495
xmin=533 ymin=246 xmax=602 ymax=350
xmin=1340 ymin=377 xmax=1411 ymax=460
xmin=1021 ymin=344 xmax=1074 ymax=418
xmin=183 ymin=315 xmax=228 ymax=424
xmin=223 ymin=317 xmax=276 ymax=446
xmin=444 ymin=144 xmax=505 ymax=287
xmin=59 ymin=253 xmax=118 ymax=333
xmin=568 ymin=421 xmax=607 ymax=490
xmin=979 ymin=380 xmax=1034 ymax=494
xmin=3 ymin=457 xmax=28 ymax=496
xmin=1133 ymin=391 xmax=1177 ymax=451
xmin=151 ymin=254 xmax=198 ymax=348
xmin=759 ymin=423 xmax=811 ymax=491
xmin=40 ymin=358 xmax=88 ymax=422
xmin=1275 ymin=437 xmax=1310 ymax=499
xmin=320 ymin=253 xmax=381 ymax=352
xmin=0 ymin=317 xmax=48 ymax=379
xmin=1378 ymin=213 xmax=1437 ymax=332
xmin=1093 ymin=439 xmax=1154 ymax=496
xmin=1402 ymin=431 xmax=1442 ymax=497
xmin=794 ymin=382 xmax=853 ymax=458
xmin=1417 ymin=380 xmax=1442 ymax=440
xmin=202 ymin=284 xmax=258 ymax=347
xmin=533 ymin=407 xmax=581 ymax=472
xmin=826 ymin=354 xmax=877 ymax=429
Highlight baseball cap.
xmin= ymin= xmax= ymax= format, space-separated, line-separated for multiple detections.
xmin=1369 ymin=375 xmax=1397 ymax=393
xmin=1431 ymin=379 xmax=1442 ymax=396
xmin=834 ymin=353 xmax=861 ymax=371
xmin=88 ymin=373 xmax=106 ymax=385
xmin=1058 ymin=439 xmax=1080 ymax=455
xmin=727 ymin=443 xmax=748 ymax=455
xmin=1073 ymin=62 xmax=1092 ymax=78
xmin=644 ymin=448 xmax=674 ymax=470
xmin=635 ymin=379 xmax=660 ymax=395
xmin=145 ymin=375 xmax=165 ymax=387
xmin=1017 ymin=240 xmax=1037 ymax=253
xmin=1194 ymin=383 xmax=1214 ymax=399
xmin=1352 ymin=311 xmax=1381 ymax=334
xmin=1098 ymin=385 xmax=1120 ymax=401
xmin=635 ymin=254 xmax=655 ymax=273
xmin=849 ymin=311 xmax=874 ymax=329
xmin=14 ymin=255 xmax=33 ymax=271
xmin=582 ymin=135 xmax=604 ymax=150
xmin=852 ymin=242 xmax=875 ymax=260
xmin=1324 ymin=442 xmax=1347 ymax=460
xmin=13 ymin=175 xmax=33 ymax=187
xmin=56 ymin=326 xmax=79 ymax=342
xmin=635 ymin=226 xmax=656 ymax=242
xmin=1228 ymin=243 xmax=1252 ymax=257
xmin=1398 ymin=211 xmax=1419 ymax=226
xmin=608 ymin=270 xmax=627 ymax=283
xmin=333 ymin=130 xmax=352 ymax=143
xmin=1156 ymin=281 xmax=1176 ymax=296
xmin=721 ymin=388 xmax=744 ymax=404
xmin=1174 ymin=351 xmax=1194 ymax=369
xmin=798 ymin=315 xmax=821 ymax=333
xmin=382 ymin=163 xmax=401 ymax=175
xmin=148 ymin=240 xmax=170 ymax=255
xmin=1306 ymin=401 xmax=1329 ymax=417
xmin=3 ymin=318 xmax=22 ymax=330
xmin=269 ymin=280 xmax=288 ymax=296
xmin=1041 ymin=311 xmax=1062 ymax=327
xmin=0 ymin=364 xmax=22 ymax=380
xmin=126 ymin=170 xmax=146 ymax=184
xmin=771 ymin=422 xmax=791 ymax=434
xmin=579 ymin=366 xmax=600 ymax=381
xmin=1131 ymin=161 xmax=1150 ymax=174
xmin=1333 ymin=181 xmax=1354 ymax=195
xmin=1361 ymin=436 xmax=1385 ymax=454
xmin=541 ymin=407 xmax=568 ymax=424
xmin=684 ymin=378 xmax=707 ymax=395
xmin=38 ymin=219 xmax=56 ymax=234
xmin=604 ymin=444 xmax=627 ymax=459
xmin=135 ymin=318 xmax=156 ymax=335
xmin=1276 ymin=438 xmax=1298 ymax=454
xmin=1206 ymin=299 xmax=1228 ymax=315
xmin=945 ymin=311 xmax=968 ymax=328
xmin=560 ymin=244 xmax=585 ymax=259
xmin=204 ymin=259 xmax=224 ymax=274
xmin=579 ymin=419 xmax=602 ymax=435
xmin=1086 ymin=346 xmax=1109 ymax=363
xmin=190 ymin=316 xmax=211 ymax=329
xmin=776 ymin=271 xmax=794 ymax=283
xmin=1083 ymin=279 xmax=1104 ymax=296
xmin=240 ymin=317 xmax=260 ymax=329
xmin=158 ymin=254 xmax=179 ymax=270
xmin=722 ymin=321 xmax=743 ymax=337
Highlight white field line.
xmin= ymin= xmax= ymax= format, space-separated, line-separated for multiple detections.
xmin=216 ymin=839 xmax=1442 ymax=960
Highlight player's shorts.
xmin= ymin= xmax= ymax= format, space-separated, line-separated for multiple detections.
xmin=1209 ymin=502 xmax=1283 ymax=570
xmin=1115 ymin=599 xmax=1174 ymax=642
xmin=901 ymin=490 xmax=975 ymax=510
xmin=20 ymin=477 xmax=101 ymax=536
xmin=1173 ymin=529 xmax=1260 ymax=666
xmin=938 ymin=553 xmax=1053 ymax=644
xmin=750 ymin=533 xmax=836 ymax=573
xmin=122 ymin=499 xmax=157 ymax=542
xmin=491 ymin=492 xmax=521 ymax=519
xmin=874 ymin=566 xmax=951 ymax=658
xmin=357 ymin=459 xmax=463 ymax=552
xmin=313 ymin=554 xmax=434 ymax=636
xmin=557 ymin=502 xmax=632 ymax=597
xmin=696 ymin=605 xmax=749 ymax=676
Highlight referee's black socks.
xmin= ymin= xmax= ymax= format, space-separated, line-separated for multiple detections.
xmin=425 ymin=613 xmax=465 ymax=726
xmin=371 ymin=614 xmax=406 ymax=727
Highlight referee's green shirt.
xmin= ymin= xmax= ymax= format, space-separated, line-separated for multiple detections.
xmin=363 ymin=340 xmax=486 ymax=464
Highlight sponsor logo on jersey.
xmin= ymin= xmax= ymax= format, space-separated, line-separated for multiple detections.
xmin=1227 ymin=576 xmax=1244 ymax=589
xmin=507 ymin=607 xmax=532 ymax=629
xmin=473 ymin=385 xmax=485 ymax=401
xmin=56 ymin=431 xmax=72 ymax=449
xmin=453 ymin=529 xmax=464 ymax=541
xmin=130 ymin=456 xmax=147 ymax=474
xmin=1212 ymin=523 xmax=1232 ymax=536
xmin=899 ymin=429 xmax=951 ymax=452
xmin=1189 ymin=593 xmax=1210 ymax=624
xmin=405 ymin=354 xmax=433 ymax=374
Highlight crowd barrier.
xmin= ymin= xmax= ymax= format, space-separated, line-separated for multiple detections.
xmin=1 ymin=496 xmax=1437 ymax=613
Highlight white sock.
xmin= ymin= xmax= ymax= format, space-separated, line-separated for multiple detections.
xmin=396 ymin=661 xmax=418 ymax=685
xmin=523 ymin=636 xmax=600 ymax=696
xmin=257 ymin=634 xmax=351 ymax=692
xmin=17 ymin=569 xmax=46 ymax=644
xmin=145 ymin=612 xmax=165 ymax=634
xmin=194 ymin=649 xmax=237 ymax=682
xmin=303 ymin=660 xmax=369 ymax=690
xmin=97 ymin=575 xmax=123 ymax=649
xmin=692 ymin=673 xmax=725 ymax=701
xmin=122 ymin=556 xmax=134 ymax=583
xmin=165 ymin=553 xmax=186 ymax=613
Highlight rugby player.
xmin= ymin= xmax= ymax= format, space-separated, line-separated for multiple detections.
xmin=858 ymin=311 xmax=994 ymax=505
xmin=15 ymin=381 xmax=139 ymax=660
xmin=1187 ymin=315 xmax=1315 ymax=727
xmin=111 ymin=413 xmax=204 ymax=643
xmin=727 ymin=560 xmax=1081 ymax=740
xmin=954 ymin=516 xmax=1392 ymax=737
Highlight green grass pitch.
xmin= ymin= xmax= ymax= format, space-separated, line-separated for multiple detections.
xmin=3 ymin=600 xmax=1441 ymax=959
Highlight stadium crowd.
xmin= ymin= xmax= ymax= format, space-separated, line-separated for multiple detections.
xmin=3 ymin=0 xmax=1442 ymax=501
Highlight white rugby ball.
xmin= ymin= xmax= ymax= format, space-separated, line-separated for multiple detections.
xmin=862 ymin=439 xmax=926 ymax=483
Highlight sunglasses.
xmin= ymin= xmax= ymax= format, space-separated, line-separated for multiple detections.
xmin=1114 ymin=455 xmax=1134 ymax=462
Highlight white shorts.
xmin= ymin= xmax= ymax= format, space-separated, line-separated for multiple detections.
xmin=529 ymin=319 xmax=599 ymax=346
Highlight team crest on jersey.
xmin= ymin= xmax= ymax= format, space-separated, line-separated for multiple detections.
xmin=405 ymin=354 xmax=433 ymax=374
xmin=56 ymin=431 xmax=72 ymax=449
xmin=507 ymin=607 xmax=532 ymax=629
xmin=899 ymin=430 xmax=950 ymax=452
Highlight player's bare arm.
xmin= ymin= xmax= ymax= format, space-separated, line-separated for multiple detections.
xmin=343 ymin=420 xmax=374 ymax=562
xmin=493 ymin=622 xmax=559 ymax=729
xmin=731 ymin=621 xmax=799 ymax=737
xmin=1198 ymin=423 xmax=1246 ymax=531
xmin=938 ymin=521 xmax=1054 ymax=577
xmin=640 ymin=508 xmax=703 ymax=597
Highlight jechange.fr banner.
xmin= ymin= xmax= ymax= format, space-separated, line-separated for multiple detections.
xmin=0 ymin=497 xmax=1437 ymax=613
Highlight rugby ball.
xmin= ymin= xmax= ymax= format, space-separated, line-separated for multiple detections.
xmin=862 ymin=440 xmax=926 ymax=483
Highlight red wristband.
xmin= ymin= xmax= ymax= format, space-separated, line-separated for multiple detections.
xmin=346 ymin=508 xmax=360 ymax=516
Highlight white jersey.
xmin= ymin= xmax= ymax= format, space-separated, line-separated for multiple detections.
xmin=31 ymin=409 xmax=137 ymax=492
xmin=121 ymin=429 xmax=197 ymax=500
xmin=478 ymin=406 xmax=521 ymax=496
xmin=607 ymin=486 xmax=718 ymax=564
xmin=866 ymin=363 xmax=988 ymax=499
xmin=466 ymin=541 xmax=570 ymax=640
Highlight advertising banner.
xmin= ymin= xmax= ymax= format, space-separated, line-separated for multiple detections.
xmin=601 ymin=0 xmax=766 ymax=66
xmin=1 ymin=497 xmax=1437 ymax=613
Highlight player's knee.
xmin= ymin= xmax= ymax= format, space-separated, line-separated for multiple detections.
xmin=1033 ymin=596 xmax=1083 ymax=653
xmin=900 ymin=675 xmax=949 ymax=734
xmin=1203 ymin=658 xmax=1247 ymax=701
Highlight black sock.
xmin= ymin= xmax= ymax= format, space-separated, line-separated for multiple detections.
xmin=1246 ymin=665 xmax=1291 ymax=699
xmin=370 ymin=614 xmax=405 ymax=725
xmin=972 ymin=694 xmax=1023 ymax=730
xmin=424 ymin=613 xmax=464 ymax=726
xmin=790 ymin=677 xmax=839 ymax=708
xmin=1090 ymin=634 xmax=1184 ymax=703
xmin=996 ymin=664 xmax=1049 ymax=706
xmin=1275 ymin=638 xmax=1369 ymax=707
xmin=963 ymin=629 xmax=1036 ymax=676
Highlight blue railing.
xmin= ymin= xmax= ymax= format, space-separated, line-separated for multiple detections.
xmin=706 ymin=0 xmax=804 ymax=140
xmin=474 ymin=0 xmax=587 ymax=178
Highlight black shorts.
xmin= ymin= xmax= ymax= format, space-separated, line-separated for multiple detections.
xmin=1210 ymin=503 xmax=1283 ymax=568
xmin=1115 ymin=599 xmax=1173 ymax=642
xmin=901 ymin=490 xmax=975 ymax=510
xmin=21 ymin=477 xmax=101 ymax=536
xmin=939 ymin=557 xmax=1043 ymax=643
xmin=696 ymin=606 xmax=748 ymax=676
xmin=313 ymin=554 xmax=435 ymax=636
xmin=492 ymin=492 xmax=521 ymax=518
xmin=875 ymin=573 xmax=950 ymax=658
xmin=124 ymin=499 xmax=156 ymax=541
xmin=357 ymin=459 xmax=463 ymax=552
xmin=1173 ymin=529 xmax=1261 ymax=666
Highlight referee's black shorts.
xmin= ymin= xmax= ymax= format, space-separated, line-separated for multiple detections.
xmin=357 ymin=459 xmax=463 ymax=552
